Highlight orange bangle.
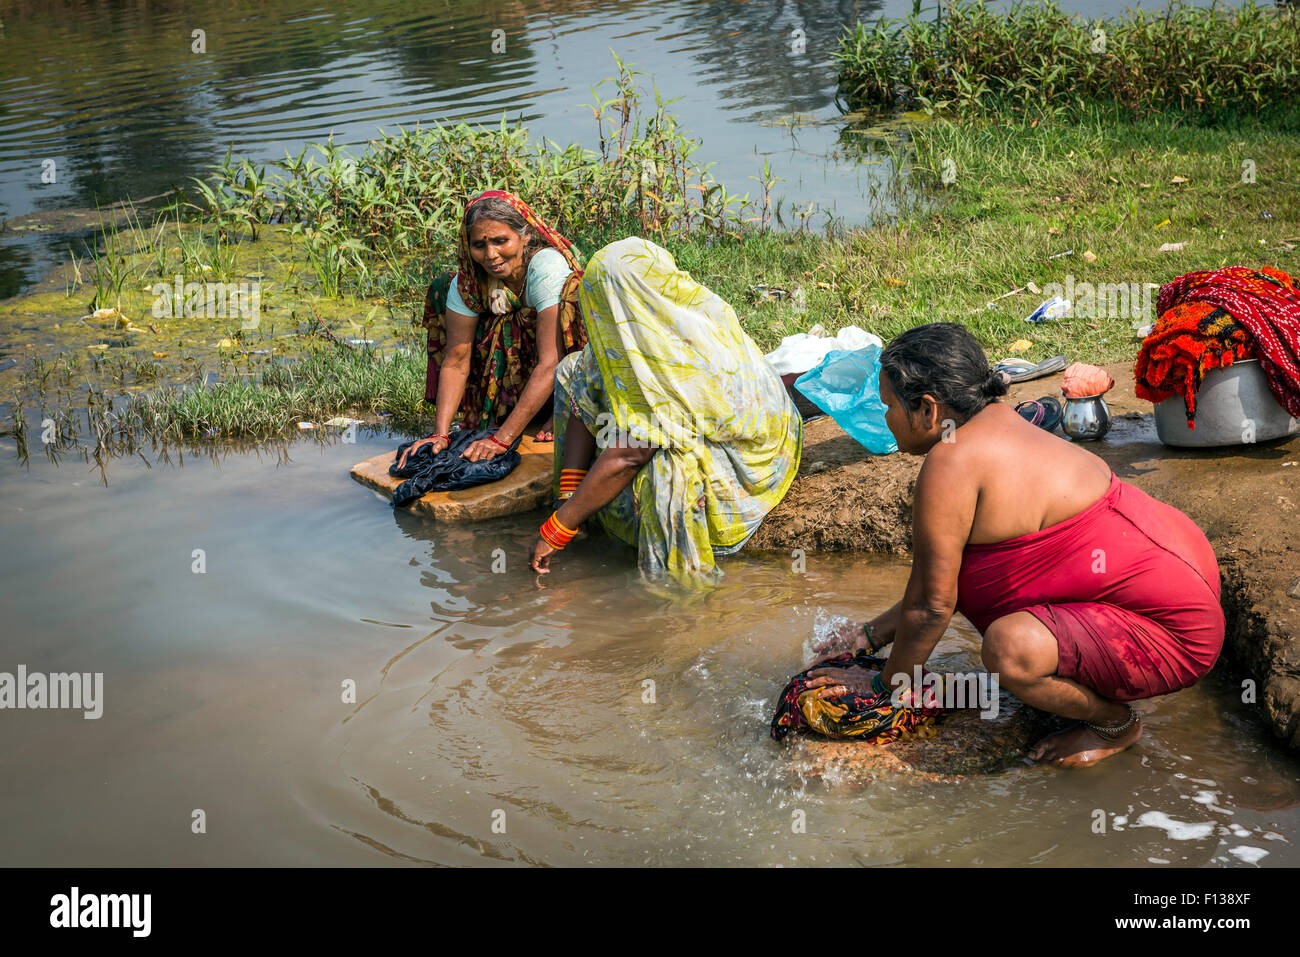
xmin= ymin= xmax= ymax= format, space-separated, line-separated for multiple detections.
xmin=538 ymin=512 xmax=577 ymax=550
xmin=558 ymin=468 xmax=587 ymax=499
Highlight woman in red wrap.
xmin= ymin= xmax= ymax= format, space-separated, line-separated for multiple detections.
xmin=397 ymin=191 xmax=586 ymax=467
xmin=807 ymin=323 xmax=1224 ymax=767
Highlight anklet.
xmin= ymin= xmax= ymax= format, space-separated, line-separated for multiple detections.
xmin=1084 ymin=705 xmax=1139 ymax=740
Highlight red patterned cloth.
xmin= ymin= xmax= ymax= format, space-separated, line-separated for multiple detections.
xmin=770 ymin=651 xmax=946 ymax=744
xmin=1135 ymin=266 xmax=1300 ymax=427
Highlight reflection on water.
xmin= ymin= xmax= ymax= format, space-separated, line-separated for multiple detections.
xmin=0 ymin=436 xmax=1295 ymax=866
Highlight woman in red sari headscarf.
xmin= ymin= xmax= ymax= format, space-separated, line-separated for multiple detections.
xmin=398 ymin=191 xmax=587 ymax=466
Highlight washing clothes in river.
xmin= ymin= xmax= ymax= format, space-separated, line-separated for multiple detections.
xmin=388 ymin=429 xmax=521 ymax=506
xmin=532 ymin=236 xmax=802 ymax=584
xmin=771 ymin=651 xmax=946 ymax=743
xmin=400 ymin=189 xmax=588 ymax=469
xmin=778 ymin=323 xmax=1225 ymax=768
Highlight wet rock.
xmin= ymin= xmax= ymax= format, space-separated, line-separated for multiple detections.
xmin=785 ymin=691 xmax=1064 ymax=783
xmin=350 ymin=439 xmax=551 ymax=521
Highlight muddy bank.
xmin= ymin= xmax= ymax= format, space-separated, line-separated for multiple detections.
xmin=749 ymin=362 xmax=1300 ymax=752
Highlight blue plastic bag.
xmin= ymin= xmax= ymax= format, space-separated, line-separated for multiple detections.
xmin=794 ymin=346 xmax=898 ymax=454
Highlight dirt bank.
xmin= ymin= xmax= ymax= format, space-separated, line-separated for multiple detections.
xmin=748 ymin=362 xmax=1300 ymax=752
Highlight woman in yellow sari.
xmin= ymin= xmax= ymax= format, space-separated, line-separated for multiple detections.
xmin=527 ymin=237 xmax=803 ymax=583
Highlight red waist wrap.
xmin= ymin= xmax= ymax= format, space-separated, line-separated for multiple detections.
xmin=956 ymin=475 xmax=1224 ymax=701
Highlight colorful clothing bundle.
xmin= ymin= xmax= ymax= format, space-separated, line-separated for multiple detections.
xmin=1135 ymin=266 xmax=1300 ymax=427
xmin=553 ymin=237 xmax=803 ymax=584
xmin=770 ymin=651 xmax=945 ymax=744
xmin=422 ymin=190 xmax=587 ymax=427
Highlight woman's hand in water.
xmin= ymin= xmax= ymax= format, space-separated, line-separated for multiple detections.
xmin=397 ymin=434 xmax=448 ymax=469
xmin=810 ymin=618 xmax=870 ymax=663
xmin=529 ymin=537 xmax=557 ymax=574
xmin=804 ymin=668 xmax=881 ymax=701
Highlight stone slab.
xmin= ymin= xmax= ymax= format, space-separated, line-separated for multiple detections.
xmin=350 ymin=436 xmax=552 ymax=521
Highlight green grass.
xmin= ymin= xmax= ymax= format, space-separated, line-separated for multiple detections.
xmin=656 ymin=109 xmax=1300 ymax=368
xmin=119 ymin=339 xmax=429 ymax=440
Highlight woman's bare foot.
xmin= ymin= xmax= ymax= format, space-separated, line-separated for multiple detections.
xmin=535 ymin=417 xmax=555 ymax=442
xmin=1028 ymin=712 xmax=1142 ymax=768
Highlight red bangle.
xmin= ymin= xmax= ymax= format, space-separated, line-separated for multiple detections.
xmin=487 ymin=432 xmax=511 ymax=451
xmin=538 ymin=512 xmax=577 ymax=550
xmin=432 ymin=433 xmax=449 ymax=442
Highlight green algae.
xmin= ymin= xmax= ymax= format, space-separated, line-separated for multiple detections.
xmin=0 ymin=221 xmax=424 ymax=406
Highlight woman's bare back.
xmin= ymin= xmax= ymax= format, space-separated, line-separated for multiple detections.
xmin=933 ymin=402 xmax=1113 ymax=546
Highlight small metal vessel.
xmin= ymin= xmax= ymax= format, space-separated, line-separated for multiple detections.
xmin=1062 ymin=393 xmax=1111 ymax=441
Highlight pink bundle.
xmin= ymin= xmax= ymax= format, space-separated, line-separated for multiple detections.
xmin=1062 ymin=363 xmax=1115 ymax=398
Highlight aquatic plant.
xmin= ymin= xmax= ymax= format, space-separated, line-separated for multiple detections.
xmin=835 ymin=0 xmax=1300 ymax=122
xmin=162 ymin=54 xmax=760 ymax=301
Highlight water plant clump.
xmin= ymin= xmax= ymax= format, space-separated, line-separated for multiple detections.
xmin=170 ymin=53 xmax=762 ymax=302
xmin=2 ymin=334 xmax=430 ymax=471
xmin=835 ymin=0 xmax=1300 ymax=122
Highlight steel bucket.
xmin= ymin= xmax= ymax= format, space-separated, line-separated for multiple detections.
xmin=1154 ymin=359 xmax=1300 ymax=447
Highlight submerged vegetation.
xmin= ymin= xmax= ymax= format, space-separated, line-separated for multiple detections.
xmin=835 ymin=0 xmax=1300 ymax=122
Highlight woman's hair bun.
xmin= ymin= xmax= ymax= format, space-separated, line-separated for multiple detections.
xmin=983 ymin=369 xmax=1011 ymax=397
xmin=880 ymin=322 xmax=1011 ymax=421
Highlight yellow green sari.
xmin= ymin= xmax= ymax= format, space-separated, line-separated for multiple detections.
xmin=553 ymin=237 xmax=803 ymax=583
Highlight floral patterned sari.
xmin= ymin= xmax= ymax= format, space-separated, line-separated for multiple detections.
xmin=553 ymin=237 xmax=803 ymax=584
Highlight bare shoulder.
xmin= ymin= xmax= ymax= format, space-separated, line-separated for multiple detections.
xmin=920 ymin=404 xmax=1007 ymax=471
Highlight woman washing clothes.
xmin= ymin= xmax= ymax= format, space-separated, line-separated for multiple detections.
xmin=397 ymin=190 xmax=586 ymax=468
xmin=528 ymin=237 xmax=802 ymax=584
xmin=806 ymin=323 xmax=1224 ymax=767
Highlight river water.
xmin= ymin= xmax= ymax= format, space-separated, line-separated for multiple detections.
xmin=1 ymin=433 xmax=1295 ymax=866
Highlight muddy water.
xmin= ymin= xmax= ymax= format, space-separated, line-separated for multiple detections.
xmin=0 ymin=434 xmax=1296 ymax=866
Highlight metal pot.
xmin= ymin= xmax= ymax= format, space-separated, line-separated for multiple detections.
xmin=1062 ymin=393 xmax=1111 ymax=441
xmin=1154 ymin=358 xmax=1300 ymax=447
